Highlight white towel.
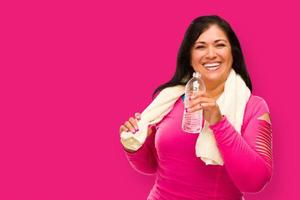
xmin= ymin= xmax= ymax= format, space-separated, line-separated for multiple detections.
xmin=120 ymin=69 xmax=251 ymax=165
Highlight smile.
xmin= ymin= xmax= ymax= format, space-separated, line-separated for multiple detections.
xmin=203 ymin=62 xmax=221 ymax=71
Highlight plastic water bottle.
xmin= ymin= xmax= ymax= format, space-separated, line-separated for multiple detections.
xmin=182 ymin=72 xmax=206 ymax=133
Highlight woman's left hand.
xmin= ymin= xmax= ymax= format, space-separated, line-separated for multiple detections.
xmin=186 ymin=92 xmax=223 ymax=125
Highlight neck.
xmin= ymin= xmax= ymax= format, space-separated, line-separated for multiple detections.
xmin=205 ymin=81 xmax=225 ymax=100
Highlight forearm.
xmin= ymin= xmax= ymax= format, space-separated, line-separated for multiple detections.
xmin=123 ymin=126 xmax=158 ymax=175
xmin=211 ymin=116 xmax=272 ymax=192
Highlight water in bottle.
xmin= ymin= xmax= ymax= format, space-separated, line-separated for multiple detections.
xmin=182 ymin=72 xmax=206 ymax=133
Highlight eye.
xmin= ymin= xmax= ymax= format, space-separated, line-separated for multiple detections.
xmin=195 ymin=45 xmax=205 ymax=49
xmin=216 ymin=44 xmax=226 ymax=48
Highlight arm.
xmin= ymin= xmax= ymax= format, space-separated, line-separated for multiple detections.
xmin=210 ymin=98 xmax=273 ymax=193
xmin=123 ymin=125 xmax=158 ymax=175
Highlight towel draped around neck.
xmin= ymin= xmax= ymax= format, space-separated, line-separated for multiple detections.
xmin=121 ymin=69 xmax=251 ymax=165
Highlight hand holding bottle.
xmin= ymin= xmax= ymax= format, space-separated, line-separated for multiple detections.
xmin=186 ymin=92 xmax=223 ymax=126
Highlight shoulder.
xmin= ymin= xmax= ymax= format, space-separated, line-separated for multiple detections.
xmin=244 ymin=95 xmax=270 ymax=122
xmin=247 ymin=95 xmax=270 ymax=113
xmin=242 ymin=95 xmax=272 ymax=131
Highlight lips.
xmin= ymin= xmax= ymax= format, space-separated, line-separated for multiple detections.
xmin=203 ymin=62 xmax=221 ymax=71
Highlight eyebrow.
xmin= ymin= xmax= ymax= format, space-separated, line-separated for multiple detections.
xmin=195 ymin=39 xmax=228 ymax=44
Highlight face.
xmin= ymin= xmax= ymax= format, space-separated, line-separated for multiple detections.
xmin=190 ymin=24 xmax=233 ymax=89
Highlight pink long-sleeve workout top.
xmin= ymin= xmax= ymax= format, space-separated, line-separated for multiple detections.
xmin=124 ymin=94 xmax=273 ymax=200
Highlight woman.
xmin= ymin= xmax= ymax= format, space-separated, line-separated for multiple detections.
xmin=119 ymin=15 xmax=272 ymax=200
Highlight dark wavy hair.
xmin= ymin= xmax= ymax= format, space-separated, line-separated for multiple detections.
xmin=153 ymin=15 xmax=252 ymax=98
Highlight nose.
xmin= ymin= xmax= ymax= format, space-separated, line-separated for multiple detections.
xmin=206 ymin=46 xmax=217 ymax=59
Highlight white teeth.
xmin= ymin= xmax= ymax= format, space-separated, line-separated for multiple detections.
xmin=203 ymin=63 xmax=220 ymax=68
xmin=207 ymin=66 xmax=219 ymax=71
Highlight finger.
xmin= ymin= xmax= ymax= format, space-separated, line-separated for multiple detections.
xmin=186 ymin=103 xmax=202 ymax=113
xmin=190 ymin=91 xmax=206 ymax=99
xmin=129 ymin=117 xmax=139 ymax=131
xmin=198 ymin=97 xmax=215 ymax=105
xmin=187 ymin=97 xmax=212 ymax=108
xmin=200 ymin=102 xmax=218 ymax=110
xmin=188 ymin=94 xmax=201 ymax=104
xmin=189 ymin=94 xmax=198 ymax=99
xmin=124 ymin=121 xmax=136 ymax=133
xmin=187 ymin=98 xmax=200 ymax=108
xmin=199 ymin=90 xmax=206 ymax=96
xmin=134 ymin=112 xmax=141 ymax=120
xmin=119 ymin=125 xmax=129 ymax=134
xmin=188 ymin=97 xmax=213 ymax=108
xmin=194 ymin=96 xmax=214 ymax=102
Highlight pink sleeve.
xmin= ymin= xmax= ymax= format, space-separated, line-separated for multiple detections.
xmin=124 ymin=125 xmax=158 ymax=175
xmin=209 ymin=98 xmax=273 ymax=193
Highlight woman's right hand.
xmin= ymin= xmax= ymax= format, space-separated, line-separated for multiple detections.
xmin=119 ymin=113 xmax=154 ymax=136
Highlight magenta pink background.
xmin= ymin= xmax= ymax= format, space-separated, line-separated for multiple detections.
xmin=0 ymin=0 xmax=299 ymax=199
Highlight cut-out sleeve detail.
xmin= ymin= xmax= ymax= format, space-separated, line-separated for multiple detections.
xmin=256 ymin=118 xmax=272 ymax=168
xmin=257 ymin=113 xmax=271 ymax=124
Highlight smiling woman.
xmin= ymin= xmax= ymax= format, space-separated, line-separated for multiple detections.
xmin=119 ymin=15 xmax=272 ymax=200
xmin=191 ymin=24 xmax=233 ymax=92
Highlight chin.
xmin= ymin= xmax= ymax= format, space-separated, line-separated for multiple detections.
xmin=202 ymin=71 xmax=228 ymax=85
xmin=202 ymin=69 xmax=222 ymax=78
